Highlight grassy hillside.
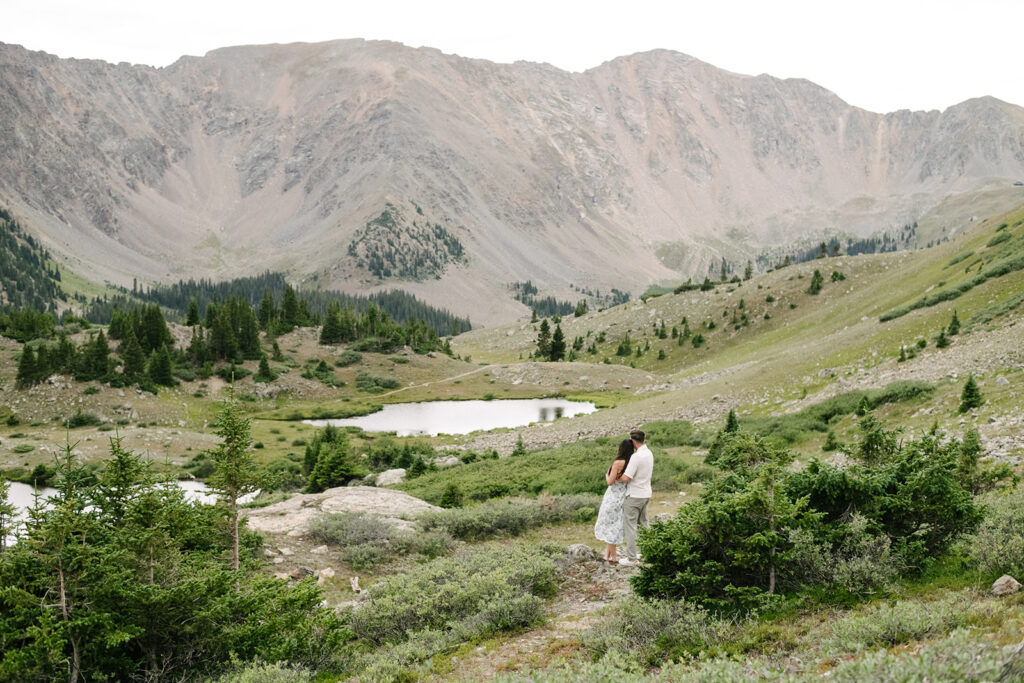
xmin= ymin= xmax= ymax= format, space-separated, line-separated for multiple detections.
xmin=3 ymin=198 xmax=1024 ymax=681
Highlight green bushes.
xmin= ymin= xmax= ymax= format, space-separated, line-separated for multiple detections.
xmin=418 ymin=494 xmax=600 ymax=541
xmin=342 ymin=546 xmax=559 ymax=679
xmin=735 ymin=382 xmax=934 ymax=446
xmin=634 ymin=419 xmax=982 ymax=609
xmin=334 ymin=349 xmax=362 ymax=367
xmin=581 ymin=599 xmax=738 ymax=666
xmin=824 ymin=591 xmax=980 ymax=653
xmin=0 ymin=438 xmax=347 ymax=681
xmin=63 ymin=410 xmax=102 ymax=428
xmin=308 ymin=511 xmax=452 ymax=568
xmin=959 ymin=487 xmax=1024 ymax=576
xmin=355 ymin=371 xmax=400 ymax=392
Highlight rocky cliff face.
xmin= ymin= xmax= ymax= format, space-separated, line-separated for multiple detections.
xmin=1 ymin=40 xmax=1023 ymax=324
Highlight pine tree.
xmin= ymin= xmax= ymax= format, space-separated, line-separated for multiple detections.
xmin=744 ymin=261 xmax=753 ymax=280
xmin=119 ymin=328 xmax=146 ymax=380
xmin=306 ymin=436 xmax=363 ymax=492
xmin=0 ymin=473 xmax=14 ymax=551
xmin=959 ymin=374 xmax=983 ymax=413
xmin=439 ymin=482 xmax=465 ymax=508
xmin=535 ymin=319 xmax=551 ymax=359
xmin=16 ymin=345 xmax=36 ymax=388
xmin=257 ymin=289 xmax=277 ymax=331
xmin=186 ymin=298 xmax=200 ymax=327
xmin=320 ymin=302 xmax=344 ymax=345
xmin=948 ymin=309 xmax=960 ymax=336
xmin=271 ymin=340 xmax=284 ymax=362
xmin=206 ymin=391 xmax=260 ymax=570
xmin=724 ymin=408 xmax=740 ymax=434
xmin=511 ymin=434 xmax=526 ymax=457
xmin=855 ymin=394 xmax=872 ymax=417
xmin=822 ymin=430 xmax=840 ymax=451
xmin=549 ymin=324 xmax=566 ymax=361
xmin=807 ymin=269 xmax=824 ymax=295
xmin=254 ymin=354 xmax=276 ymax=383
xmin=574 ymin=300 xmax=588 ymax=317
xmin=936 ymin=329 xmax=950 ymax=348
xmin=147 ymin=343 xmax=174 ymax=386
xmin=281 ymin=284 xmax=300 ymax=329
xmin=898 ymin=346 xmax=907 ymax=362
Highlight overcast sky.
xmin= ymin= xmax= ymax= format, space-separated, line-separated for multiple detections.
xmin=5 ymin=0 xmax=1022 ymax=113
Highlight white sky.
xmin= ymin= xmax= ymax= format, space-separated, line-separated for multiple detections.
xmin=4 ymin=0 xmax=1023 ymax=113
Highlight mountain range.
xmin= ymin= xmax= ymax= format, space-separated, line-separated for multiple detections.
xmin=2 ymin=39 xmax=1024 ymax=324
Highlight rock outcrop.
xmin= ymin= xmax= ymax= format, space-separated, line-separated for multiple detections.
xmin=244 ymin=485 xmax=438 ymax=536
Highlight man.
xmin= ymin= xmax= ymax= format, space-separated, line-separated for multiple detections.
xmin=618 ymin=429 xmax=652 ymax=566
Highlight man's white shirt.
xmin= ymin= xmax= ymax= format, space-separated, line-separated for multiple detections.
xmin=623 ymin=444 xmax=653 ymax=498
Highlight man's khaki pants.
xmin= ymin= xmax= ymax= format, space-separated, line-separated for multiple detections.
xmin=622 ymin=496 xmax=650 ymax=561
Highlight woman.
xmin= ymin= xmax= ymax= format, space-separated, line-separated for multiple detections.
xmin=593 ymin=439 xmax=634 ymax=564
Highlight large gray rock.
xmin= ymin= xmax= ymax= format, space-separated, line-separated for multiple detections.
xmin=992 ymin=574 xmax=1021 ymax=596
xmin=375 ymin=468 xmax=407 ymax=486
xmin=244 ymin=485 xmax=437 ymax=536
xmin=433 ymin=455 xmax=462 ymax=469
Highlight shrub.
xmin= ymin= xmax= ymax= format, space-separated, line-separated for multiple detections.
xmin=212 ymin=661 xmax=312 ymax=683
xmin=581 ymin=599 xmax=738 ymax=666
xmin=12 ymin=443 xmax=35 ymax=454
xmin=822 ymin=627 xmax=1024 ymax=682
xmin=83 ymin=385 xmax=100 ymax=395
xmin=824 ymin=591 xmax=978 ymax=653
xmin=355 ymin=371 xmax=400 ymax=393
xmin=418 ymin=494 xmax=600 ymax=541
xmin=785 ymin=515 xmax=905 ymax=595
xmin=334 ymin=350 xmax=362 ymax=367
xmin=65 ymin=410 xmax=103 ymax=428
xmin=959 ymin=487 xmax=1024 ymax=576
xmin=348 ymin=545 xmax=557 ymax=646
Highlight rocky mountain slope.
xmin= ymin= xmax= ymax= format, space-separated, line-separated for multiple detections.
xmin=2 ymin=39 xmax=1024 ymax=324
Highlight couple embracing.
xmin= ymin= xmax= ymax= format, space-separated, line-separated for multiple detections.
xmin=593 ymin=429 xmax=653 ymax=566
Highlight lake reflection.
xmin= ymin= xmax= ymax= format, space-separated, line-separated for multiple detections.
xmin=305 ymin=398 xmax=597 ymax=436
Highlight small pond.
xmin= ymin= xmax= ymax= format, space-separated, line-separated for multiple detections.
xmin=304 ymin=397 xmax=598 ymax=436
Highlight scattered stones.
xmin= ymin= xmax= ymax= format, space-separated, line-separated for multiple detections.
xmin=992 ymin=574 xmax=1021 ymax=596
xmin=279 ymin=547 xmax=295 ymax=556
xmin=311 ymin=545 xmax=328 ymax=555
xmin=272 ymin=557 xmax=284 ymax=564
xmin=350 ymin=576 xmax=363 ymax=593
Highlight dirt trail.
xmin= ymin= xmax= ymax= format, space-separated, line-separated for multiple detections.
xmin=375 ymin=364 xmax=498 ymax=399
xmin=432 ymin=557 xmax=637 ymax=681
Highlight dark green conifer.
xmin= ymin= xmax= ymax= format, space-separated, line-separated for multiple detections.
xmin=186 ymin=298 xmax=200 ymax=327
xmin=959 ymin=374 xmax=983 ymax=413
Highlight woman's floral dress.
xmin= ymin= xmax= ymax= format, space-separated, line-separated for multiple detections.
xmin=594 ymin=480 xmax=626 ymax=544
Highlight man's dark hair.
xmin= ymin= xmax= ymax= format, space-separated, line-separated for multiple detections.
xmin=629 ymin=429 xmax=645 ymax=444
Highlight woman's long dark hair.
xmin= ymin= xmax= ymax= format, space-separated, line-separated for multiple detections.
xmin=607 ymin=439 xmax=634 ymax=476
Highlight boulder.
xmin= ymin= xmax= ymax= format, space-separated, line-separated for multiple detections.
xmin=992 ymin=574 xmax=1021 ymax=596
xmin=996 ymin=375 xmax=1011 ymax=386
xmin=316 ymin=567 xmax=336 ymax=585
xmin=433 ymin=455 xmax=461 ymax=469
xmin=375 ymin=469 xmax=407 ymax=486
xmin=244 ymin=485 xmax=438 ymax=536
xmin=566 ymin=544 xmax=597 ymax=562
xmin=311 ymin=545 xmax=329 ymax=555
